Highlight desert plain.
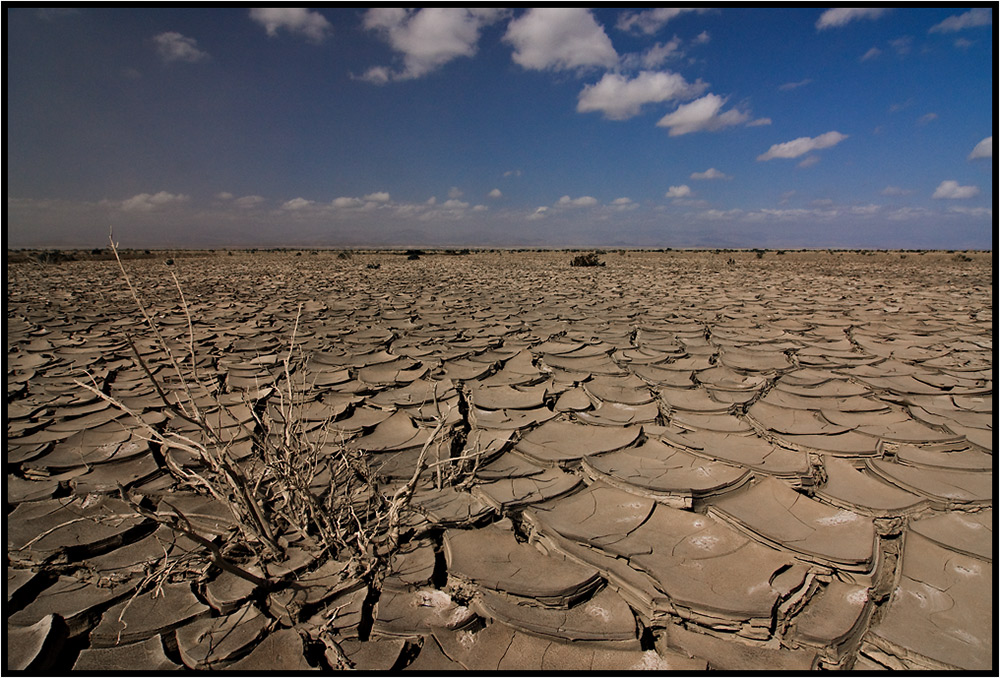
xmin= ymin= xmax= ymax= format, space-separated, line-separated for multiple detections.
xmin=5 ymin=248 xmax=993 ymax=671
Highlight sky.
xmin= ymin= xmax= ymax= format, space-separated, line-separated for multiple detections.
xmin=6 ymin=6 xmax=995 ymax=249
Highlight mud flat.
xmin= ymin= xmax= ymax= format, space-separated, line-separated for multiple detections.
xmin=6 ymin=249 xmax=992 ymax=670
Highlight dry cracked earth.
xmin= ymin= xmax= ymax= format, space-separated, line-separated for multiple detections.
xmin=6 ymin=249 xmax=993 ymax=671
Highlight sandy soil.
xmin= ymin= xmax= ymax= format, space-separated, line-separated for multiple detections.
xmin=6 ymin=249 xmax=993 ymax=670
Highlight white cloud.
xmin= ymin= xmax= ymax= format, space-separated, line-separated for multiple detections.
xmin=798 ymin=155 xmax=821 ymax=168
xmin=860 ymin=47 xmax=882 ymax=61
xmin=616 ymin=8 xmax=710 ymax=35
xmin=332 ymin=196 xmax=365 ymax=209
xmin=638 ymin=39 xmax=683 ymax=68
xmin=358 ymin=66 xmax=392 ymax=85
xmin=527 ymin=206 xmax=549 ymax=220
xmin=120 ymin=191 xmax=189 ymax=212
xmin=281 ymin=197 xmax=315 ymax=211
xmin=153 ymin=32 xmax=209 ymax=63
xmin=503 ymin=169 xmax=522 ymax=178
xmin=947 ymin=206 xmax=992 ymax=218
xmin=665 ymin=185 xmax=692 ymax=199
xmin=215 ymin=192 xmax=234 ymax=201
xmin=929 ymin=8 xmax=992 ymax=33
xmin=690 ymin=168 xmax=730 ymax=180
xmin=448 ymin=186 xmax=464 ymax=199
xmin=889 ymin=36 xmax=913 ymax=56
xmin=557 ymin=195 xmax=599 ymax=207
xmin=779 ymin=79 xmax=813 ymax=91
xmin=757 ymin=131 xmax=848 ymax=161
xmin=656 ymin=94 xmax=750 ymax=136
xmin=816 ymin=8 xmax=889 ymax=30
xmin=932 ymin=180 xmax=980 ymax=199
xmin=488 ymin=188 xmax=503 ymax=199
xmin=577 ymin=70 xmax=706 ymax=120
xmin=968 ymin=136 xmax=992 ymax=160
xmin=250 ymin=8 xmax=331 ymax=42
xmin=916 ymin=112 xmax=938 ymax=125
xmin=697 ymin=208 xmax=743 ymax=220
xmin=364 ymin=191 xmax=391 ymax=203
xmin=611 ymin=197 xmax=638 ymax=210
xmin=504 ymin=8 xmax=618 ymax=72
xmin=234 ymin=195 xmax=265 ymax=208
xmin=746 ymin=117 xmax=772 ymax=127
xmin=363 ymin=8 xmax=504 ymax=80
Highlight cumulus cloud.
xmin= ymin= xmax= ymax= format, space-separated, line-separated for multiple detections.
xmin=504 ymin=8 xmax=618 ymax=72
xmin=362 ymin=8 xmax=504 ymax=81
xmin=665 ymin=185 xmax=692 ymax=199
xmin=332 ymin=196 xmax=365 ymax=209
xmin=656 ymin=94 xmax=750 ymax=136
xmin=488 ymin=188 xmax=503 ymax=198
xmin=816 ymin=8 xmax=889 ymax=30
xmin=577 ymin=70 xmax=706 ymax=120
xmin=153 ymin=32 xmax=209 ymax=63
xmin=120 ymin=191 xmax=189 ymax=212
xmin=929 ymin=8 xmax=992 ymax=33
xmin=690 ymin=168 xmax=730 ymax=180
xmin=527 ymin=206 xmax=549 ymax=220
xmin=611 ymin=197 xmax=638 ymax=210
xmin=557 ymin=195 xmax=599 ymax=207
xmin=633 ymin=38 xmax=684 ymax=69
xmin=364 ymin=191 xmax=391 ymax=203
xmin=932 ymin=180 xmax=980 ymax=199
xmin=250 ymin=8 xmax=331 ymax=42
xmin=281 ymin=197 xmax=315 ymax=211
xmin=616 ymin=8 xmax=711 ymax=35
xmin=968 ymin=136 xmax=992 ymax=160
xmin=757 ymin=131 xmax=848 ymax=161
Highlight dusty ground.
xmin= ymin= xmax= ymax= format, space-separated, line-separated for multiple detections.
xmin=6 ymin=249 xmax=993 ymax=670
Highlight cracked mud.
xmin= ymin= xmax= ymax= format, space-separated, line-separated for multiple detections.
xmin=6 ymin=249 xmax=992 ymax=670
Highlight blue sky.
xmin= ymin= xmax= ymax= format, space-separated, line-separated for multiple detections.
xmin=6 ymin=6 xmax=994 ymax=249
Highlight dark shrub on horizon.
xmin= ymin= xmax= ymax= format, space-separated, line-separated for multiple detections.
xmin=570 ymin=252 xmax=605 ymax=267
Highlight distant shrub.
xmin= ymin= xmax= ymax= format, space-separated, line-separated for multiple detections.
xmin=570 ymin=252 xmax=605 ymax=267
xmin=367 ymin=263 xmax=381 ymax=269
xmin=165 ymin=258 xmax=174 ymax=266
xmin=337 ymin=251 xmax=351 ymax=259
xmin=954 ymin=253 xmax=972 ymax=262
xmin=34 ymin=250 xmax=76 ymax=265
xmin=754 ymin=249 xmax=765 ymax=259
